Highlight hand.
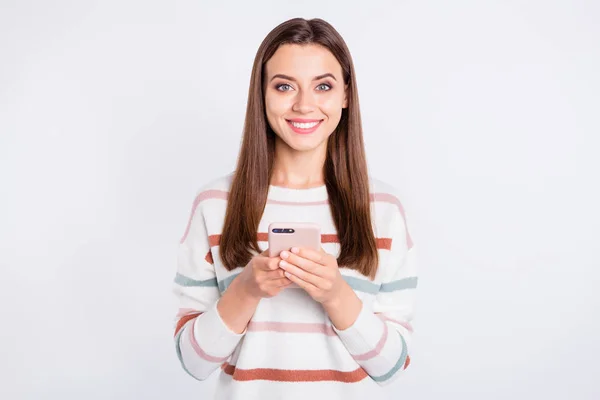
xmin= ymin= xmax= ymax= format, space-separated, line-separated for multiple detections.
xmin=277 ymin=247 xmax=348 ymax=306
xmin=237 ymin=249 xmax=293 ymax=300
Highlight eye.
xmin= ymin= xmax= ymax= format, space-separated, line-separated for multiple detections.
xmin=317 ymin=83 xmax=332 ymax=91
xmin=276 ymin=83 xmax=292 ymax=92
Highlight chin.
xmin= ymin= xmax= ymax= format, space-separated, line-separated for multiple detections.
xmin=273 ymin=123 xmax=332 ymax=152
xmin=280 ymin=137 xmax=322 ymax=152
xmin=287 ymin=142 xmax=319 ymax=152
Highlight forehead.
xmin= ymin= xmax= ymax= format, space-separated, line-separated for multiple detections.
xmin=265 ymin=44 xmax=343 ymax=79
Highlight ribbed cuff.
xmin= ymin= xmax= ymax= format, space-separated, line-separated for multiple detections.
xmin=332 ymin=302 xmax=386 ymax=355
xmin=192 ymin=299 xmax=246 ymax=357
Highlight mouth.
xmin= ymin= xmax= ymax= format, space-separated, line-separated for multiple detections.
xmin=286 ymin=119 xmax=324 ymax=134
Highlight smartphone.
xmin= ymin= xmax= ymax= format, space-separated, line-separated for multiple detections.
xmin=268 ymin=222 xmax=321 ymax=258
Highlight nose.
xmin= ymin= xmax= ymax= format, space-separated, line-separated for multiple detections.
xmin=292 ymin=89 xmax=316 ymax=113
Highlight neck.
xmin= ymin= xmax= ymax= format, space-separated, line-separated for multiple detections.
xmin=271 ymin=138 xmax=327 ymax=189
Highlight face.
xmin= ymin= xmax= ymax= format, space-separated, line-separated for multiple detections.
xmin=264 ymin=44 xmax=348 ymax=153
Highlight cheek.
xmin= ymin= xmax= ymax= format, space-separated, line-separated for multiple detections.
xmin=264 ymin=95 xmax=291 ymax=137
xmin=265 ymin=93 xmax=293 ymax=116
xmin=319 ymin=101 xmax=343 ymax=125
xmin=318 ymin=94 xmax=344 ymax=115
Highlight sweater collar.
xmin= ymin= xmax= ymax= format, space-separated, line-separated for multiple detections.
xmin=267 ymin=184 xmax=328 ymax=203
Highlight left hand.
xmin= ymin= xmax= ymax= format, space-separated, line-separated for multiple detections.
xmin=278 ymin=247 xmax=348 ymax=306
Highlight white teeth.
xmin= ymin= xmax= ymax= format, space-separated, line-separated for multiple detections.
xmin=290 ymin=121 xmax=320 ymax=129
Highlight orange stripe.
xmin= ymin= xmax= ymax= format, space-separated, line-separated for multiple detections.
xmin=375 ymin=238 xmax=392 ymax=250
xmin=255 ymin=232 xmax=267 ymax=242
xmin=404 ymin=355 xmax=411 ymax=369
xmin=181 ymin=190 xmax=413 ymax=249
xmin=323 ymin=235 xmax=391 ymax=250
xmin=206 ymin=234 xmax=392 ymax=250
xmin=320 ymin=234 xmax=337 ymax=243
xmin=370 ymin=193 xmax=414 ymax=249
xmin=174 ymin=313 xmax=202 ymax=337
xmin=205 ymin=250 xmax=214 ymax=265
xmin=220 ymin=362 xmax=368 ymax=382
xmin=208 ymin=234 xmax=220 ymax=247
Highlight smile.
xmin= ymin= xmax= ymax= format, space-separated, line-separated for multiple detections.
xmin=286 ymin=119 xmax=323 ymax=134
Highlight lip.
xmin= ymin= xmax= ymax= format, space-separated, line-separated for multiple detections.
xmin=287 ymin=118 xmax=323 ymax=123
xmin=286 ymin=119 xmax=324 ymax=134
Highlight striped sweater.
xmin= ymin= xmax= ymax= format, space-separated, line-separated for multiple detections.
xmin=172 ymin=174 xmax=418 ymax=399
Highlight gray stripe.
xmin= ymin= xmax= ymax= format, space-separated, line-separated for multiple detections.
xmin=371 ymin=333 xmax=408 ymax=382
xmin=174 ymin=323 xmax=202 ymax=381
xmin=213 ymin=273 xmax=380 ymax=294
xmin=174 ymin=272 xmax=417 ymax=294
xmin=216 ymin=273 xmax=382 ymax=294
xmin=380 ymin=277 xmax=418 ymax=292
xmin=343 ymin=275 xmax=381 ymax=294
xmin=174 ymin=273 xmax=218 ymax=288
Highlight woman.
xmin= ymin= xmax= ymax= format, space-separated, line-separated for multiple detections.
xmin=173 ymin=17 xmax=418 ymax=399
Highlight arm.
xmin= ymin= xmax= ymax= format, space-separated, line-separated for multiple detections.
xmin=172 ymin=194 xmax=259 ymax=381
xmin=331 ymin=208 xmax=418 ymax=386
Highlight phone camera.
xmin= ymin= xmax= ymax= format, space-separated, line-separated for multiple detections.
xmin=272 ymin=228 xmax=296 ymax=233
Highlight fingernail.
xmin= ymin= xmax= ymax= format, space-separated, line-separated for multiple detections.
xmin=290 ymin=247 xmax=299 ymax=254
xmin=280 ymin=251 xmax=289 ymax=259
xmin=279 ymin=260 xmax=287 ymax=268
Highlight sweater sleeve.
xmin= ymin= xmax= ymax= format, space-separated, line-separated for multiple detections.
xmin=332 ymin=203 xmax=418 ymax=386
xmin=172 ymin=193 xmax=246 ymax=381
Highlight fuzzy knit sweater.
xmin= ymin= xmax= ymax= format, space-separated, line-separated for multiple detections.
xmin=172 ymin=174 xmax=418 ymax=399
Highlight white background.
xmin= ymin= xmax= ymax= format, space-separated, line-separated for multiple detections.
xmin=1 ymin=0 xmax=599 ymax=399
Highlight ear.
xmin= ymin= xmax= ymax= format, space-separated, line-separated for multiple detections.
xmin=342 ymin=84 xmax=349 ymax=109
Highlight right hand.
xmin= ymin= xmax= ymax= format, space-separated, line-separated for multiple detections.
xmin=237 ymin=249 xmax=292 ymax=299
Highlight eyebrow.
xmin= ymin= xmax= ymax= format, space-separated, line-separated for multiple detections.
xmin=269 ymin=73 xmax=337 ymax=82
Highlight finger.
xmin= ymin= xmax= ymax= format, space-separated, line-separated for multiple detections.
xmin=279 ymin=259 xmax=327 ymax=287
xmin=253 ymin=254 xmax=281 ymax=271
xmin=280 ymin=251 xmax=324 ymax=276
xmin=262 ymin=248 xmax=280 ymax=269
xmin=267 ymin=256 xmax=282 ymax=270
xmin=290 ymin=247 xmax=328 ymax=266
xmin=283 ymin=270 xmax=318 ymax=292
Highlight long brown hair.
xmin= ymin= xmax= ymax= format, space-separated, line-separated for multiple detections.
xmin=219 ymin=17 xmax=379 ymax=279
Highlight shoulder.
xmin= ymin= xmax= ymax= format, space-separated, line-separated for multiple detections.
xmin=368 ymin=175 xmax=404 ymax=206
xmin=368 ymin=175 xmax=413 ymax=244
xmin=189 ymin=173 xmax=234 ymax=205
xmin=194 ymin=172 xmax=234 ymax=195
xmin=186 ymin=173 xmax=234 ymax=220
